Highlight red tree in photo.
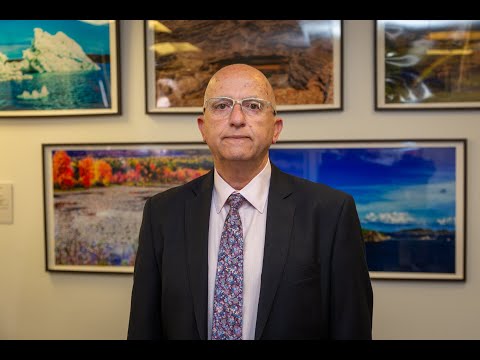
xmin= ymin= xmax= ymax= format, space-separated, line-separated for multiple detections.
xmin=52 ymin=150 xmax=74 ymax=190
xmin=94 ymin=159 xmax=113 ymax=186
xmin=78 ymin=157 xmax=95 ymax=188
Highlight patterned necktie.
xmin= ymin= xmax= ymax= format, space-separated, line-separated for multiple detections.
xmin=212 ymin=192 xmax=246 ymax=340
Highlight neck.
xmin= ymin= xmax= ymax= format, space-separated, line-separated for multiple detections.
xmin=215 ymin=158 xmax=268 ymax=190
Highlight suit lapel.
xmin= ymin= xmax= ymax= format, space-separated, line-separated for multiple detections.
xmin=185 ymin=171 xmax=213 ymax=340
xmin=255 ymin=164 xmax=295 ymax=339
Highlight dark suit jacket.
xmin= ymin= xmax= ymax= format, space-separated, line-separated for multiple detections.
xmin=127 ymin=163 xmax=373 ymax=340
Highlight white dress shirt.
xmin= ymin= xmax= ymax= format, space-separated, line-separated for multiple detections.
xmin=207 ymin=160 xmax=271 ymax=340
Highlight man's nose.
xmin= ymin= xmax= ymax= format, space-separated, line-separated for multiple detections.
xmin=229 ymin=102 xmax=246 ymax=126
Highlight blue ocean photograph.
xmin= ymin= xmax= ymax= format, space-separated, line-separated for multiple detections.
xmin=0 ymin=20 xmax=119 ymax=116
xmin=270 ymin=140 xmax=465 ymax=280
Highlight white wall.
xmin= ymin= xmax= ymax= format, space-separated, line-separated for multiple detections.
xmin=0 ymin=20 xmax=479 ymax=340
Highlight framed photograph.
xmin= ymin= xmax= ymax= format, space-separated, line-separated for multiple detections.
xmin=0 ymin=20 xmax=120 ymax=117
xmin=145 ymin=20 xmax=342 ymax=113
xmin=270 ymin=139 xmax=466 ymax=280
xmin=375 ymin=20 xmax=480 ymax=110
xmin=43 ymin=139 xmax=466 ymax=279
xmin=43 ymin=143 xmax=212 ymax=273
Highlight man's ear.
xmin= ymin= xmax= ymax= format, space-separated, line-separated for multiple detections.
xmin=272 ymin=117 xmax=283 ymax=144
xmin=197 ymin=116 xmax=206 ymax=142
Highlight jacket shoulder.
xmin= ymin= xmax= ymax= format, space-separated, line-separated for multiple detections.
xmin=292 ymin=173 xmax=350 ymax=200
xmin=273 ymin=164 xmax=352 ymax=203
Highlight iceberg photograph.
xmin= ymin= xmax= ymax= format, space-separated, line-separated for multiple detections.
xmin=0 ymin=20 xmax=119 ymax=116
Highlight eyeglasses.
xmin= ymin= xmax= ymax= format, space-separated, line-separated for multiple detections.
xmin=203 ymin=96 xmax=277 ymax=118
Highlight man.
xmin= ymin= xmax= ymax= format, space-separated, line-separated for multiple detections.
xmin=127 ymin=64 xmax=373 ymax=340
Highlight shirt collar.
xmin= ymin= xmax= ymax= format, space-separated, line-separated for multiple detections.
xmin=213 ymin=159 xmax=271 ymax=214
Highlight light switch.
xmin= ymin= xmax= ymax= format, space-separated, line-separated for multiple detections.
xmin=0 ymin=183 xmax=13 ymax=224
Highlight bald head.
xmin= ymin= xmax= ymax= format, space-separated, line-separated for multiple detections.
xmin=197 ymin=63 xmax=283 ymax=188
xmin=204 ymin=64 xmax=276 ymax=108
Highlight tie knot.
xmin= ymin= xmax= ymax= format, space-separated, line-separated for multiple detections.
xmin=226 ymin=192 xmax=245 ymax=211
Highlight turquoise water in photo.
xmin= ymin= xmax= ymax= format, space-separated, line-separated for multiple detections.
xmin=0 ymin=63 xmax=111 ymax=110
xmin=0 ymin=20 xmax=111 ymax=58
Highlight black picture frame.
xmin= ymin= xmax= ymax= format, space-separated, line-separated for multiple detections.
xmin=375 ymin=20 xmax=480 ymax=110
xmin=0 ymin=20 xmax=121 ymax=117
xmin=270 ymin=139 xmax=466 ymax=280
xmin=43 ymin=139 xmax=466 ymax=280
xmin=145 ymin=20 xmax=343 ymax=113
xmin=42 ymin=142 xmax=212 ymax=273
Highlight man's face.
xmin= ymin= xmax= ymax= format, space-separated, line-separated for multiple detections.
xmin=197 ymin=69 xmax=282 ymax=166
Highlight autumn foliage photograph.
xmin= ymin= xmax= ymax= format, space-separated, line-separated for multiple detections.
xmin=52 ymin=149 xmax=211 ymax=190
xmin=44 ymin=145 xmax=213 ymax=273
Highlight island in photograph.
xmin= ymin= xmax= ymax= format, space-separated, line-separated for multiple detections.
xmin=0 ymin=20 xmax=118 ymax=116
xmin=270 ymin=140 xmax=465 ymax=280
xmin=43 ymin=144 xmax=212 ymax=273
